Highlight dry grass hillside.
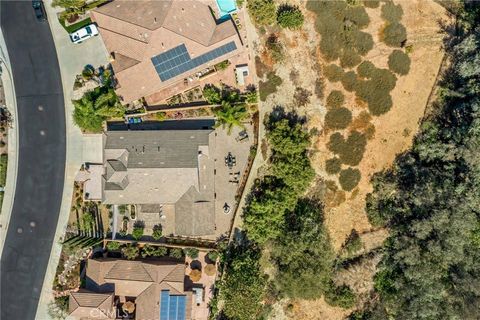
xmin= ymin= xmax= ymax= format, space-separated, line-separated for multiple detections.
xmin=253 ymin=0 xmax=450 ymax=319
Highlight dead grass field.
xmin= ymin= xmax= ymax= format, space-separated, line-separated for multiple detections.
xmin=263 ymin=0 xmax=449 ymax=318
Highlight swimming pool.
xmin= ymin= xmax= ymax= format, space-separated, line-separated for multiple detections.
xmin=216 ymin=0 xmax=237 ymax=19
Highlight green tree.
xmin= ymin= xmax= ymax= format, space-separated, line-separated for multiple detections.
xmin=72 ymin=96 xmax=104 ymax=133
xmin=202 ymin=85 xmax=222 ymax=104
xmin=247 ymin=0 xmax=276 ymax=26
xmin=270 ymin=199 xmax=335 ymax=299
xmin=218 ymin=242 xmax=266 ymax=320
xmin=366 ymin=9 xmax=480 ymax=318
xmin=277 ymin=5 xmax=304 ymax=29
xmin=213 ymin=101 xmax=248 ymax=135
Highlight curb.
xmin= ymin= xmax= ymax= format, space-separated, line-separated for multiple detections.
xmin=0 ymin=26 xmax=19 ymax=259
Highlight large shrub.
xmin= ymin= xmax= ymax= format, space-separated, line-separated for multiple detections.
xmin=184 ymin=247 xmax=199 ymax=259
xmin=132 ymin=226 xmax=144 ymax=240
xmin=323 ymin=64 xmax=344 ymax=82
xmin=325 ymin=157 xmax=342 ymax=174
xmin=381 ymin=22 xmax=407 ymax=47
xmin=247 ymin=0 xmax=276 ymax=26
xmin=339 ymin=168 xmax=361 ymax=191
xmin=328 ymin=131 xmax=367 ymax=166
xmin=345 ymin=5 xmax=370 ymax=29
xmin=259 ymin=72 xmax=283 ymax=101
xmin=277 ymin=5 xmax=304 ymax=29
xmin=381 ymin=1 xmax=403 ymax=23
xmin=388 ymin=50 xmax=411 ymax=75
xmin=325 ymin=107 xmax=352 ymax=130
xmin=265 ymin=34 xmax=285 ymax=63
xmin=341 ymin=71 xmax=358 ymax=92
xmin=363 ymin=0 xmax=380 ymax=8
xmin=340 ymin=48 xmax=362 ymax=69
xmin=357 ymin=61 xmax=377 ymax=78
xmin=326 ymin=90 xmax=345 ymax=108
xmin=122 ymin=244 xmax=139 ymax=260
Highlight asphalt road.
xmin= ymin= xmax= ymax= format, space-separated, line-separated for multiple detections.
xmin=0 ymin=1 xmax=66 ymax=319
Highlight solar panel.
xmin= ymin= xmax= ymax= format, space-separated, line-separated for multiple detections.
xmin=159 ymin=290 xmax=187 ymax=320
xmin=160 ymin=290 xmax=170 ymax=320
xmin=151 ymin=41 xmax=238 ymax=81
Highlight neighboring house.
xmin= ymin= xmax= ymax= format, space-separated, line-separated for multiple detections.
xmin=90 ymin=0 xmax=243 ymax=104
xmin=69 ymin=291 xmax=115 ymax=319
xmin=68 ymin=258 xmax=192 ymax=320
xmin=80 ymin=126 xmax=217 ymax=237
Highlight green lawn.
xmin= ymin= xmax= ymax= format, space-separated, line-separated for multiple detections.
xmin=0 ymin=154 xmax=7 ymax=213
xmin=0 ymin=154 xmax=7 ymax=187
xmin=59 ymin=17 xmax=92 ymax=33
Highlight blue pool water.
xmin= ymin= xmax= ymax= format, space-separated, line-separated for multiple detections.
xmin=216 ymin=0 xmax=237 ymax=19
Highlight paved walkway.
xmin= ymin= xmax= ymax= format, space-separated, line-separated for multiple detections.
xmin=0 ymin=25 xmax=18 ymax=258
xmin=35 ymin=3 xmax=108 ymax=319
xmin=228 ymin=5 xmax=267 ymax=240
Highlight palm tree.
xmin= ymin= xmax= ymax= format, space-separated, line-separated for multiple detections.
xmin=72 ymin=96 xmax=103 ymax=133
xmin=213 ymin=101 xmax=249 ymax=135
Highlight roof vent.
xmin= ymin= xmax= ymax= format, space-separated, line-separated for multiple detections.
xmin=154 ymin=17 xmax=157 ymax=23
xmin=181 ymin=7 xmax=185 ymax=12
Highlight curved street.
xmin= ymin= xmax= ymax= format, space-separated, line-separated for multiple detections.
xmin=0 ymin=1 xmax=66 ymax=319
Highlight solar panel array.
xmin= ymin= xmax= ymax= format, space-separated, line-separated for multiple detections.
xmin=151 ymin=41 xmax=237 ymax=81
xmin=160 ymin=290 xmax=187 ymax=320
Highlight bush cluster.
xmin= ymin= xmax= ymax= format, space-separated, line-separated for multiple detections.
xmin=326 ymin=90 xmax=345 ymax=108
xmin=324 ymin=107 xmax=352 ymax=130
xmin=340 ymin=47 xmax=362 ymax=69
xmin=388 ymin=49 xmax=411 ymax=75
xmin=259 ymin=72 xmax=283 ymax=101
xmin=328 ymin=131 xmax=367 ymax=166
xmin=277 ymin=5 xmax=304 ymax=29
xmin=323 ymin=64 xmax=344 ymax=82
xmin=363 ymin=0 xmax=379 ymax=8
xmin=381 ymin=22 xmax=407 ymax=47
xmin=325 ymin=157 xmax=342 ymax=174
xmin=341 ymin=71 xmax=358 ymax=92
xmin=247 ymin=0 xmax=276 ymax=26
xmin=339 ymin=167 xmax=361 ymax=191
xmin=307 ymin=1 xmax=373 ymax=61
xmin=381 ymin=1 xmax=403 ymax=23
xmin=355 ymin=62 xmax=397 ymax=115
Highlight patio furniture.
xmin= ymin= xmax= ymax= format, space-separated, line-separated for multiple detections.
xmin=223 ymin=203 xmax=231 ymax=213
xmin=225 ymin=152 xmax=235 ymax=169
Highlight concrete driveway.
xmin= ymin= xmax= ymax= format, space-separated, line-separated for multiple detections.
xmin=35 ymin=2 xmax=109 ymax=319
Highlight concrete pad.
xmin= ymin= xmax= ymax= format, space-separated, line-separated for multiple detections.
xmin=82 ymin=134 xmax=103 ymax=163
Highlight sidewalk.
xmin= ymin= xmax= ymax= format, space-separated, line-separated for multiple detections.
xmin=0 ymin=26 xmax=18 ymax=258
xmin=35 ymin=2 xmax=108 ymax=319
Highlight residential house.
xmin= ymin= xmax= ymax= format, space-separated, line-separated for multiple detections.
xmin=68 ymin=258 xmax=192 ymax=320
xmin=91 ymin=0 xmax=244 ymax=104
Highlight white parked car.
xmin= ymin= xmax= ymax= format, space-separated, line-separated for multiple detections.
xmin=69 ymin=24 xmax=99 ymax=44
